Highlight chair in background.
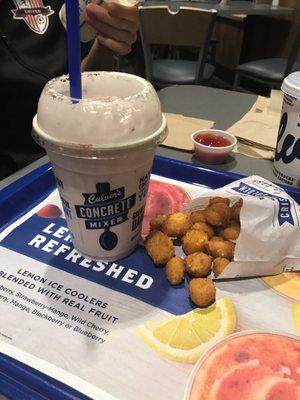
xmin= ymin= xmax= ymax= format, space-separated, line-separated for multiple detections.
xmin=233 ymin=30 xmax=300 ymax=93
xmin=139 ymin=6 xmax=217 ymax=88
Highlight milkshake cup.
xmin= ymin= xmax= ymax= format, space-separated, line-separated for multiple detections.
xmin=32 ymin=71 xmax=167 ymax=261
xmin=273 ymin=71 xmax=300 ymax=187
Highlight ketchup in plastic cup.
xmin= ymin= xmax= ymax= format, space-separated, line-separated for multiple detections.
xmin=191 ymin=129 xmax=237 ymax=164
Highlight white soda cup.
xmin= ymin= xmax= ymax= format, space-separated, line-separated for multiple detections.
xmin=32 ymin=72 xmax=167 ymax=260
xmin=273 ymin=71 xmax=300 ymax=188
xmin=59 ymin=0 xmax=139 ymax=43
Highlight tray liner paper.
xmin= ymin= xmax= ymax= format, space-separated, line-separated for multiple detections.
xmin=0 ymin=175 xmax=208 ymax=399
xmin=0 ymin=174 xmax=299 ymax=400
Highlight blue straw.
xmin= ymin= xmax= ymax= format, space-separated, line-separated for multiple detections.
xmin=65 ymin=0 xmax=82 ymax=101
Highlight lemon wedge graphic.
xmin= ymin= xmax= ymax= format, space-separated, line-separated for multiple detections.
xmin=292 ymin=304 xmax=300 ymax=335
xmin=136 ymin=297 xmax=236 ymax=363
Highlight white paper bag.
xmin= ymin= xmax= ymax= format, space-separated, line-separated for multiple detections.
xmin=186 ymin=175 xmax=300 ymax=279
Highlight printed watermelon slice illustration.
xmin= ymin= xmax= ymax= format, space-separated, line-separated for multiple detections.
xmin=37 ymin=204 xmax=62 ymax=219
xmin=141 ymin=180 xmax=191 ymax=238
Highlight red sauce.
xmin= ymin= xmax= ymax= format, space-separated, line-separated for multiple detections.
xmin=195 ymin=133 xmax=231 ymax=147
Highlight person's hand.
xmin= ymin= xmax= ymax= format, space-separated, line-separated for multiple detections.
xmin=85 ymin=2 xmax=139 ymax=56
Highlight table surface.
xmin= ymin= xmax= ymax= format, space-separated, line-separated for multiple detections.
xmin=0 ymin=85 xmax=280 ymax=191
xmin=142 ymin=0 xmax=294 ymax=15
xmin=157 ymin=84 xmax=281 ymax=183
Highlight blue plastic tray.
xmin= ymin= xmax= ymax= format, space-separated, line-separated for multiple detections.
xmin=0 ymin=155 xmax=299 ymax=399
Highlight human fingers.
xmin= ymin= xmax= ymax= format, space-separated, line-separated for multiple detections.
xmin=106 ymin=2 xmax=139 ymax=24
xmin=94 ymin=19 xmax=137 ymax=44
xmin=97 ymin=34 xmax=132 ymax=55
xmin=86 ymin=3 xmax=138 ymax=33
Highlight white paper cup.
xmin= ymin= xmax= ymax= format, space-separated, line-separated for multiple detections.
xmin=273 ymin=71 xmax=300 ymax=188
xmin=32 ymin=72 xmax=167 ymax=261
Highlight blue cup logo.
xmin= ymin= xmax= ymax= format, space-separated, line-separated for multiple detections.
xmin=75 ymin=182 xmax=136 ymax=251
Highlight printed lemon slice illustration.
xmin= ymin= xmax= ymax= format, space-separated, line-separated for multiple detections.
xmin=136 ymin=297 xmax=236 ymax=363
xmin=292 ymin=304 xmax=300 ymax=335
xmin=262 ymin=272 xmax=300 ymax=302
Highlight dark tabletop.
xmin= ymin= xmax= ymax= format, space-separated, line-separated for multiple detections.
xmin=0 ymin=85 xmax=281 ymax=189
xmin=156 ymin=84 xmax=281 ymax=183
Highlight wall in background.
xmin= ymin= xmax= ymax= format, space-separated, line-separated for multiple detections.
xmin=214 ymin=15 xmax=246 ymax=69
xmin=215 ymin=0 xmax=298 ymax=72
xmin=281 ymin=0 xmax=300 ymax=55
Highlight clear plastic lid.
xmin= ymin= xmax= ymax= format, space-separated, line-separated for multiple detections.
xmin=281 ymin=71 xmax=300 ymax=99
xmin=32 ymin=72 xmax=167 ymax=157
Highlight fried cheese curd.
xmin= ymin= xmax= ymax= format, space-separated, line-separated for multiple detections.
xmin=149 ymin=213 xmax=168 ymax=231
xmin=189 ymin=278 xmax=216 ymax=307
xmin=207 ymin=240 xmax=235 ymax=260
xmin=185 ymin=252 xmax=212 ymax=278
xmin=166 ymin=257 xmax=185 ymax=285
xmin=213 ymin=257 xmax=230 ymax=277
xmin=209 ymin=197 xmax=230 ymax=206
xmin=192 ymin=222 xmax=214 ymax=239
xmin=182 ymin=229 xmax=208 ymax=255
xmin=210 ymin=236 xmax=224 ymax=243
xmin=204 ymin=203 xmax=231 ymax=227
xmin=231 ymin=198 xmax=243 ymax=223
xmin=162 ymin=212 xmax=192 ymax=238
xmin=190 ymin=210 xmax=206 ymax=224
xmin=145 ymin=230 xmax=174 ymax=266
xmin=220 ymin=223 xmax=240 ymax=241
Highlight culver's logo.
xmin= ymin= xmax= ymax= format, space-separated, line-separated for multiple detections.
xmin=75 ymin=183 xmax=136 ymax=251
xmin=85 ymin=189 xmax=123 ymax=205
xmin=275 ymin=112 xmax=300 ymax=164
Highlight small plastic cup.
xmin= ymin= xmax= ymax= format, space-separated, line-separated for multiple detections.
xmin=191 ymin=129 xmax=237 ymax=164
